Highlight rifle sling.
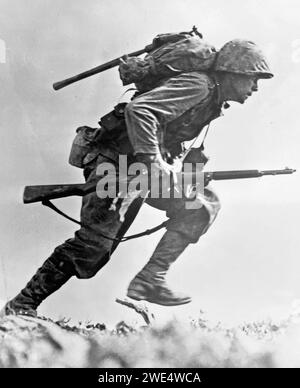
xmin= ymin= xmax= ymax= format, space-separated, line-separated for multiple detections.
xmin=41 ymin=199 xmax=168 ymax=243
xmin=42 ymin=200 xmax=83 ymax=226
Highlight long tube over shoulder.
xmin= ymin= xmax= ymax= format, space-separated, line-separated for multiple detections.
xmin=53 ymin=47 xmax=150 ymax=91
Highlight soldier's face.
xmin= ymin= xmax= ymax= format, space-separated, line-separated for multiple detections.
xmin=229 ymin=74 xmax=259 ymax=103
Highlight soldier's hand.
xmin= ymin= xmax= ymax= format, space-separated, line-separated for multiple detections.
xmin=136 ymin=153 xmax=181 ymax=184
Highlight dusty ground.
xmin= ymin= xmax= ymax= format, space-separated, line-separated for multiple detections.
xmin=1 ymin=309 xmax=300 ymax=368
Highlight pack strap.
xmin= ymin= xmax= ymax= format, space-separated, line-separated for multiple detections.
xmin=180 ymin=123 xmax=211 ymax=162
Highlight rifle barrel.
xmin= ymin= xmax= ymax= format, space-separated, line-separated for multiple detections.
xmin=260 ymin=168 xmax=296 ymax=175
xmin=206 ymin=168 xmax=296 ymax=181
xmin=209 ymin=170 xmax=261 ymax=180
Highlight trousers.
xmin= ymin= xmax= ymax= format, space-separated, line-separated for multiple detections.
xmin=49 ymin=151 xmax=221 ymax=279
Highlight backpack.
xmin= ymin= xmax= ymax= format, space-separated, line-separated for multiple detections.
xmin=69 ymin=31 xmax=217 ymax=168
xmin=119 ymin=31 xmax=217 ymax=93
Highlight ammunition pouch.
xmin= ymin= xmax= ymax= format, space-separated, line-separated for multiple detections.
xmin=99 ymin=102 xmax=134 ymax=155
xmin=99 ymin=102 xmax=127 ymax=140
xmin=68 ymin=126 xmax=103 ymax=168
xmin=68 ymin=103 xmax=129 ymax=169
xmin=183 ymin=146 xmax=209 ymax=165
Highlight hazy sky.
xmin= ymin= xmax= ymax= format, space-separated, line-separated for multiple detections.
xmin=0 ymin=0 xmax=299 ymax=326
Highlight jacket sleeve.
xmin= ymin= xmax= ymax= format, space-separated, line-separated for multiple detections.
xmin=124 ymin=72 xmax=211 ymax=155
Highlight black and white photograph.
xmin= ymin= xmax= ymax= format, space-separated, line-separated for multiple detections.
xmin=0 ymin=0 xmax=299 ymax=372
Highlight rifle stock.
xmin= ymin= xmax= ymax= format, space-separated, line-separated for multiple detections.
xmin=23 ymin=168 xmax=296 ymax=205
xmin=23 ymin=183 xmax=95 ymax=204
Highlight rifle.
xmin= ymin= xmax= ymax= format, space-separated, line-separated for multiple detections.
xmin=23 ymin=168 xmax=296 ymax=204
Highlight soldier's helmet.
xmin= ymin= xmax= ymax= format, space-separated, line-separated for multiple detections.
xmin=214 ymin=39 xmax=273 ymax=79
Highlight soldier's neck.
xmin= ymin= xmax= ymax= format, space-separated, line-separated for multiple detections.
xmin=213 ymin=72 xmax=234 ymax=104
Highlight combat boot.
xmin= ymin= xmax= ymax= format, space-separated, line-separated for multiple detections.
xmin=0 ymin=257 xmax=72 ymax=318
xmin=127 ymin=231 xmax=192 ymax=306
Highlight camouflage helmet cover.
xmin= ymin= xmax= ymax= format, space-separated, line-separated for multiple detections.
xmin=214 ymin=39 xmax=273 ymax=79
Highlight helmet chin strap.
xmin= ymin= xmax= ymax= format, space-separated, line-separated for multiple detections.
xmin=213 ymin=73 xmax=231 ymax=108
xmin=227 ymin=75 xmax=242 ymax=103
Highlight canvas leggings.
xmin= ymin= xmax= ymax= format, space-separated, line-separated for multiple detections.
xmin=48 ymin=153 xmax=221 ymax=279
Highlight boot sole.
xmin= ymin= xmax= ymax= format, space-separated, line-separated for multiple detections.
xmin=127 ymin=290 xmax=192 ymax=306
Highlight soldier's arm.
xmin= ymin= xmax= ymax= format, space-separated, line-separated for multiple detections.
xmin=124 ymin=72 xmax=211 ymax=156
